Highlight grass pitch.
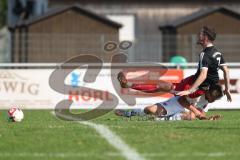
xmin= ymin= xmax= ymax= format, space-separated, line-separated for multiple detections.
xmin=0 ymin=110 xmax=240 ymax=160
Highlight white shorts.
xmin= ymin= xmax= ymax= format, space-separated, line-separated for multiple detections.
xmin=155 ymin=96 xmax=185 ymax=116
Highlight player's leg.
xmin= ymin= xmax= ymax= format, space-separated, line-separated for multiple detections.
xmin=118 ymin=72 xmax=206 ymax=97
xmin=144 ymin=105 xmax=157 ymax=114
xmin=115 ymin=109 xmax=131 ymax=117
xmin=114 ymin=108 xmax=145 ymax=117
xmin=115 ymin=96 xmax=185 ymax=118
xmin=133 ymin=74 xmax=199 ymax=93
xmin=132 ymin=81 xmax=173 ymax=93
xmin=173 ymin=75 xmax=195 ymax=91
xmin=117 ymin=71 xmax=173 ymax=93
xmin=174 ymin=75 xmax=206 ymax=98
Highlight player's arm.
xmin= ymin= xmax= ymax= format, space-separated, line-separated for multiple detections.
xmin=180 ymin=109 xmax=221 ymax=121
xmin=178 ymin=96 xmax=206 ymax=119
xmin=181 ymin=103 xmax=220 ymax=120
xmin=187 ymin=104 xmax=207 ymax=120
xmin=180 ymin=108 xmax=206 ymax=120
xmin=176 ymin=68 xmax=208 ymax=96
xmin=177 ymin=52 xmax=209 ymax=96
xmin=220 ymin=65 xmax=232 ymax=102
xmin=189 ymin=68 xmax=208 ymax=93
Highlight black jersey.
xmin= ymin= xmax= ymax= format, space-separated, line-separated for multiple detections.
xmin=194 ymin=46 xmax=226 ymax=90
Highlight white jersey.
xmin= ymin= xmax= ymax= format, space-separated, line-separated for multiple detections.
xmin=157 ymin=96 xmax=185 ymax=116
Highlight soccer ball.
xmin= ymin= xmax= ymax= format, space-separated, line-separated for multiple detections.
xmin=8 ymin=107 xmax=24 ymax=122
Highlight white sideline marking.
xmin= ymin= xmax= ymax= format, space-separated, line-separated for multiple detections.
xmin=142 ymin=152 xmax=227 ymax=157
xmin=0 ymin=152 xmax=122 ymax=158
xmin=0 ymin=152 xmax=234 ymax=158
xmin=51 ymin=112 xmax=145 ymax=160
xmin=0 ymin=152 xmax=94 ymax=158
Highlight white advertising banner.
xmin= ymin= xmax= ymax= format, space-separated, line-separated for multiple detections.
xmin=0 ymin=69 xmax=63 ymax=109
xmin=0 ymin=67 xmax=239 ymax=110
xmin=0 ymin=67 xmax=182 ymax=110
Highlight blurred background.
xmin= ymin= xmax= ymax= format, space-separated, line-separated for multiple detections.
xmin=1 ymin=0 xmax=240 ymax=63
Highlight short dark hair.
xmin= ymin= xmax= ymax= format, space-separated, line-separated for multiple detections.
xmin=202 ymin=26 xmax=216 ymax=41
xmin=209 ymin=84 xmax=223 ymax=100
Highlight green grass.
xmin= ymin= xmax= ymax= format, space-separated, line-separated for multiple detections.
xmin=0 ymin=110 xmax=240 ymax=160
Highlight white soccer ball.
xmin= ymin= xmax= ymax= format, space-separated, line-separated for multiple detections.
xmin=8 ymin=107 xmax=24 ymax=122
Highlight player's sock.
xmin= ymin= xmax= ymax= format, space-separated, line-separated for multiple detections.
xmin=155 ymin=113 xmax=183 ymax=121
xmin=131 ymin=84 xmax=158 ymax=92
xmin=115 ymin=109 xmax=145 ymax=117
xmin=131 ymin=108 xmax=146 ymax=116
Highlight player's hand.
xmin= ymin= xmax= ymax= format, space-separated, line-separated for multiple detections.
xmin=176 ymin=90 xmax=191 ymax=96
xmin=196 ymin=114 xmax=207 ymax=120
xmin=224 ymin=90 xmax=232 ymax=102
xmin=207 ymin=114 xmax=222 ymax=121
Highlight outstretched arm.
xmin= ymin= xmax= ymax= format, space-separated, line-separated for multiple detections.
xmin=178 ymin=96 xmax=206 ymax=119
xmin=186 ymin=106 xmax=222 ymax=120
xmin=178 ymin=96 xmax=222 ymax=120
xmin=187 ymin=104 xmax=207 ymax=120
xmin=220 ymin=65 xmax=232 ymax=102
xmin=180 ymin=111 xmax=222 ymax=121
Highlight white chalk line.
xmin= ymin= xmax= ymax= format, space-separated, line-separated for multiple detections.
xmin=51 ymin=111 xmax=145 ymax=160
xmin=0 ymin=151 xmax=236 ymax=158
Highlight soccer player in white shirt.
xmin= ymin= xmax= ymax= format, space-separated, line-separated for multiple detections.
xmin=115 ymin=84 xmax=223 ymax=120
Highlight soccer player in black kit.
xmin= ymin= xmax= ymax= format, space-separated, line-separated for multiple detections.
xmin=176 ymin=26 xmax=232 ymax=102
xmin=117 ymin=26 xmax=232 ymax=102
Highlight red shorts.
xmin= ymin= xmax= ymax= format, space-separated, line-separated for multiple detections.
xmin=173 ymin=75 xmax=205 ymax=98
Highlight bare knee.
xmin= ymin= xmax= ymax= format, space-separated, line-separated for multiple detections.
xmin=157 ymin=82 xmax=173 ymax=92
xmin=144 ymin=105 xmax=157 ymax=114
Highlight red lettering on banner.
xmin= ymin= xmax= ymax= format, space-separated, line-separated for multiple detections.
xmin=93 ymin=91 xmax=103 ymax=101
xmin=105 ymin=91 xmax=113 ymax=101
xmin=68 ymin=90 xmax=113 ymax=101
xmin=69 ymin=91 xmax=79 ymax=101
xmin=82 ymin=91 xmax=91 ymax=101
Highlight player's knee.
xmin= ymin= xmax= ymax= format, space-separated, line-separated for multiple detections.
xmin=144 ymin=106 xmax=151 ymax=114
xmin=144 ymin=105 xmax=157 ymax=114
xmin=158 ymin=82 xmax=173 ymax=92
